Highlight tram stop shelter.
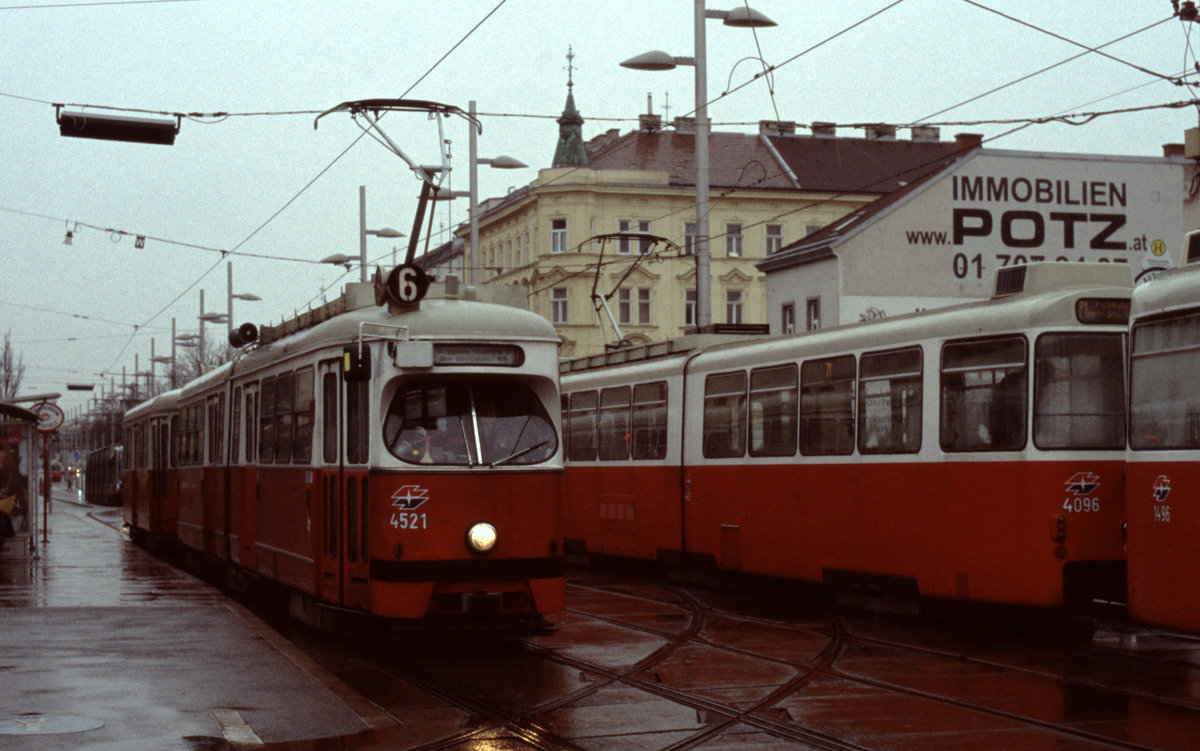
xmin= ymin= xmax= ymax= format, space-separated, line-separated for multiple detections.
xmin=1 ymin=402 xmax=41 ymax=555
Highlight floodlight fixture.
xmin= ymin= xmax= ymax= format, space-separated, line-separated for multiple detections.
xmin=56 ymin=105 xmax=180 ymax=146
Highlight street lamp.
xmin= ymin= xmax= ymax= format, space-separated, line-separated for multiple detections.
xmin=359 ymin=185 xmax=405 ymax=282
xmin=197 ymin=289 xmax=229 ymax=375
xmin=466 ymin=100 xmax=528 ymax=285
xmin=226 ymin=261 xmax=261 ymax=336
xmin=620 ymin=2 xmax=776 ymax=330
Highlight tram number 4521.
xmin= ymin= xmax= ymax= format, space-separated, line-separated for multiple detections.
xmin=391 ymin=511 xmax=428 ymax=530
xmin=1063 ymin=497 xmax=1100 ymax=513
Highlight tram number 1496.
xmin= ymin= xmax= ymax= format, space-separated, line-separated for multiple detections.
xmin=391 ymin=511 xmax=428 ymax=530
xmin=1063 ymin=497 xmax=1100 ymax=513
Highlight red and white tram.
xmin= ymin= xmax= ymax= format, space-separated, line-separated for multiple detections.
xmin=123 ymin=276 xmax=565 ymax=629
xmin=562 ymin=263 xmax=1132 ymax=611
xmin=1126 ymin=233 xmax=1200 ymax=632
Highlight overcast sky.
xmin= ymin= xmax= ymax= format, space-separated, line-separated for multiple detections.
xmin=2 ymin=0 xmax=1197 ymax=416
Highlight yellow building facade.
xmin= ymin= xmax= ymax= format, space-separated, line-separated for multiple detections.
xmin=440 ymin=85 xmax=964 ymax=358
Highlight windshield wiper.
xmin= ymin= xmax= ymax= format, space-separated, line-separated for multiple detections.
xmin=489 ymin=440 xmax=550 ymax=468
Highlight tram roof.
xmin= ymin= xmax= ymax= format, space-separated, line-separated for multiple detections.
xmin=563 ymin=263 xmax=1133 ymax=378
xmin=1130 ymin=262 xmax=1200 ymax=321
xmin=237 ymin=293 xmax=559 ymax=377
xmin=124 ymin=387 xmax=182 ymax=422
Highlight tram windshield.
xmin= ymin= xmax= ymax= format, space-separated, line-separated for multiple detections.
xmin=383 ymin=377 xmax=557 ymax=466
xmin=1130 ymin=311 xmax=1200 ymax=449
xmin=1033 ymin=333 xmax=1125 ymax=449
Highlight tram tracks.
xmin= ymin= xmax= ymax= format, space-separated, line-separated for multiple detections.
xmin=523 ymin=579 xmax=1200 ymax=751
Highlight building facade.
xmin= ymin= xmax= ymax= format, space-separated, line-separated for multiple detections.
xmin=760 ymin=141 xmax=1200 ymax=331
xmin=429 ymin=83 xmax=964 ymax=357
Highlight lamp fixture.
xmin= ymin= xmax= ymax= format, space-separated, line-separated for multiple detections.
xmin=56 ymin=105 xmax=180 ymax=146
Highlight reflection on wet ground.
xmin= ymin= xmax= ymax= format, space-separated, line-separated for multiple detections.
xmin=0 ymin=502 xmax=223 ymax=608
xmin=10 ymin=496 xmax=1200 ymax=750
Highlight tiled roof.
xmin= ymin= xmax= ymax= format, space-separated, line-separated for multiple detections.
xmin=587 ymin=130 xmax=797 ymax=190
xmin=584 ymin=127 xmax=964 ymax=195
xmin=765 ymin=133 xmax=961 ymax=193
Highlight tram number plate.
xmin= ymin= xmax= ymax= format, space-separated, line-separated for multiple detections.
xmin=1062 ymin=497 xmax=1100 ymax=513
xmin=391 ymin=512 xmax=427 ymax=530
xmin=1153 ymin=504 xmax=1172 ymax=523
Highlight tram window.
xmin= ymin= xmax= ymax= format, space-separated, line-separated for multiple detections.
xmin=632 ymin=382 xmax=668 ymax=460
xmin=940 ymin=337 xmax=1027 ymax=452
xmin=245 ymin=390 xmax=257 ymax=465
xmin=750 ymin=364 xmax=798 ymax=457
xmin=1131 ymin=311 xmax=1200 ymax=449
xmin=323 ymin=372 xmax=339 ymax=464
xmin=1034 ymin=333 xmax=1124 ymax=450
xmin=858 ymin=348 xmax=922 ymax=454
xmin=274 ymin=372 xmax=296 ymax=464
xmin=801 ymin=356 xmax=855 ymax=455
xmin=170 ymin=414 xmax=180 ymax=467
xmin=598 ymin=387 xmax=631 ymax=461
xmin=383 ymin=377 xmax=557 ymax=466
xmin=181 ymin=404 xmax=201 ymax=466
xmin=259 ymin=378 xmax=276 ymax=464
xmin=293 ymin=368 xmax=315 ymax=463
xmin=231 ymin=386 xmax=242 ymax=465
xmin=566 ymin=391 xmax=598 ymax=461
xmin=346 ymin=379 xmax=369 ymax=464
xmin=207 ymin=395 xmax=224 ymax=465
xmin=704 ymin=371 xmax=747 ymax=458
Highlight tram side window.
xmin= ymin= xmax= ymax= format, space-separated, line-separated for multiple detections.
xmin=858 ymin=347 xmax=922 ymax=454
xmin=274 ymin=372 xmax=296 ymax=464
xmin=598 ymin=386 xmax=631 ymax=461
xmin=231 ymin=386 xmax=242 ymax=465
xmin=170 ymin=414 xmax=180 ymax=467
xmin=178 ymin=405 xmax=197 ymax=466
xmin=346 ymin=379 xmax=369 ymax=464
xmin=632 ymin=381 xmax=668 ymax=460
xmin=206 ymin=394 xmax=224 ymax=465
xmin=245 ymin=390 xmax=258 ymax=465
xmin=323 ymin=372 xmax=339 ymax=463
xmin=1131 ymin=312 xmax=1200 ymax=448
xmin=940 ymin=337 xmax=1027 ymax=452
xmin=293 ymin=367 xmax=315 ymax=463
xmin=750 ymin=364 xmax=798 ymax=457
xmin=703 ymin=371 xmax=747 ymax=458
xmin=259 ymin=378 xmax=276 ymax=464
xmin=566 ymin=391 xmax=598 ymax=461
xmin=800 ymin=356 xmax=855 ymax=455
xmin=1034 ymin=333 xmax=1124 ymax=450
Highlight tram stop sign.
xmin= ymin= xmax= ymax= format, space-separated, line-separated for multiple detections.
xmin=33 ymin=402 xmax=64 ymax=434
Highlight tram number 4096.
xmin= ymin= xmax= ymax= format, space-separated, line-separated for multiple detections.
xmin=1063 ymin=497 xmax=1100 ymax=513
xmin=390 ymin=511 xmax=428 ymax=530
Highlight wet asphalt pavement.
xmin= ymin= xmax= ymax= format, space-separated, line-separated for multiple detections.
xmin=6 ymin=487 xmax=1200 ymax=750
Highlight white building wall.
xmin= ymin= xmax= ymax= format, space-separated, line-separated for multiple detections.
xmin=768 ymin=150 xmax=1191 ymax=327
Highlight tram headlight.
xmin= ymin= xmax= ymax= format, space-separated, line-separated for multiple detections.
xmin=466 ymin=522 xmax=498 ymax=554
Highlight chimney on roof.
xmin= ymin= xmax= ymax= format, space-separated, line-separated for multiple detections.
xmin=640 ymin=113 xmax=663 ymax=132
xmin=673 ymin=116 xmax=696 ymax=133
xmin=911 ymin=125 xmax=940 ymax=142
xmin=955 ymin=132 xmax=983 ymax=150
xmin=863 ymin=123 xmax=896 ymax=141
xmin=759 ymin=120 xmax=796 ymax=135
xmin=1164 ymin=142 xmax=1186 ymax=158
xmin=811 ymin=121 xmax=836 ymax=138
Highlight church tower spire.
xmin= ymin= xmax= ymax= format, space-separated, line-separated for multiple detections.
xmin=552 ymin=46 xmax=588 ymax=168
